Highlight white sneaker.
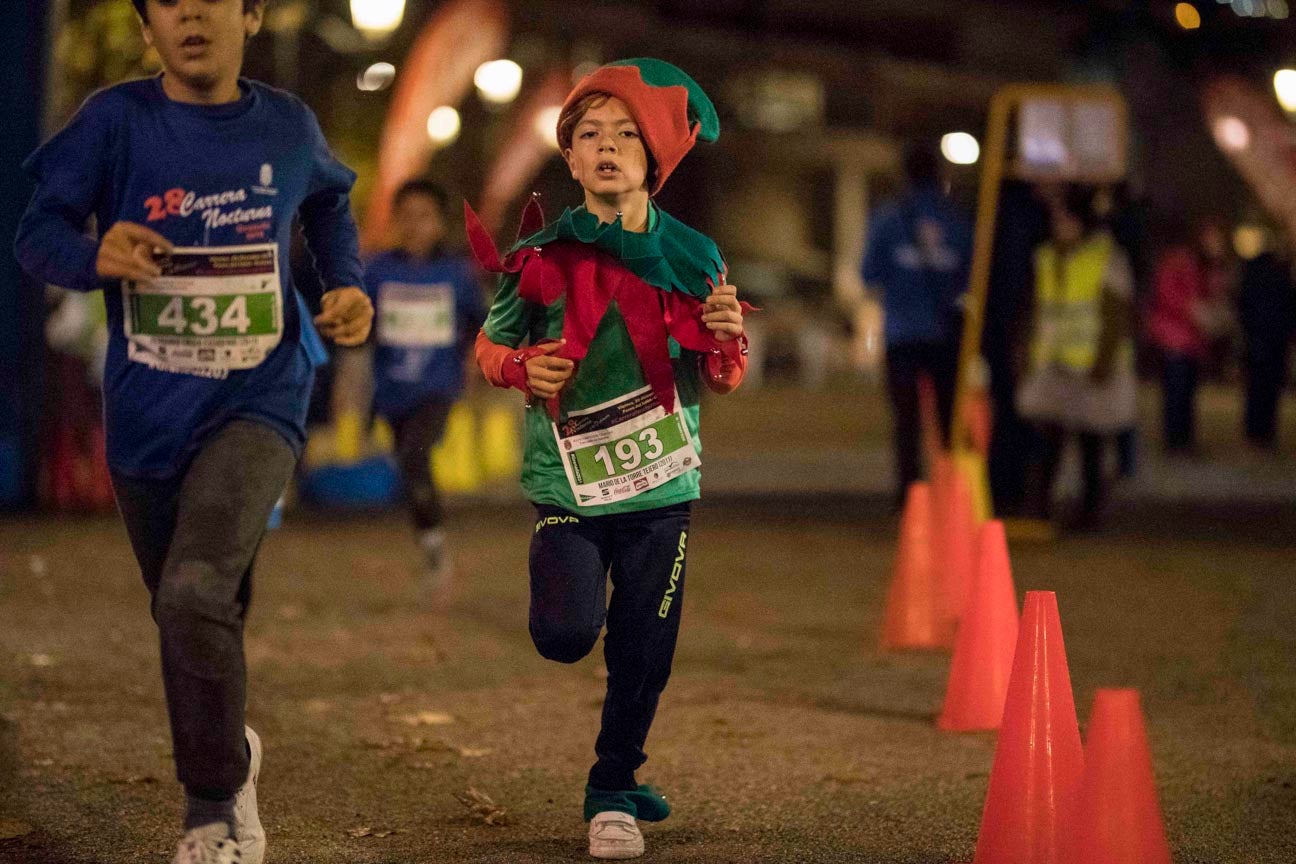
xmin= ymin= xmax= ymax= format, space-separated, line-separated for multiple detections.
xmin=416 ymin=529 xmax=453 ymax=603
xmin=588 ymin=810 xmax=644 ymax=859
xmin=232 ymin=727 xmax=265 ymax=864
xmin=171 ymin=823 xmax=242 ymax=864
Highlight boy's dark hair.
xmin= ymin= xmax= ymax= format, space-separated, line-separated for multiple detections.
xmin=393 ymin=179 xmax=449 ymax=212
xmin=903 ymin=143 xmax=941 ymax=187
xmin=131 ymin=0 xmax=266 ymax=22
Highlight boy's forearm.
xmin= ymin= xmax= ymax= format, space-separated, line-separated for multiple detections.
xmin=299 ymin=191 xmax=364 ymax=294
xmin=475 ymin=329 xmax=523 ymax=390
xmin=15 ymin=202 xmax=102 ymax=293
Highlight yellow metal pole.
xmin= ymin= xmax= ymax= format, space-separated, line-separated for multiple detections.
xmin=949 ymin=88 xmax=1014 ymax=521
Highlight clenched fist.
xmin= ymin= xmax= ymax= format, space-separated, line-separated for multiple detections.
xmin=96 ymin=222 xmax=174 ymax=282
xmin=314 ymin=287 xmax=373 ymax=347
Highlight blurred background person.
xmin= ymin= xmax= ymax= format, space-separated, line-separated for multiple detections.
xmin=1237 ymin=230 xmax=1295 ymax=451
xmin=1018 ymin=185 xmax=1137 ymax=527
xmin=361 ymin=179 xmax=486 ymax=591
xmin=1145 ymin=218 xmax=1235 ymax=454
xmin=861 ymin=142 xmax=972 ymax=507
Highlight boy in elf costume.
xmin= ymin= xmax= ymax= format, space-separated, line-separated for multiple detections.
xmin=469 ymin=58 xmax=749 ymax=859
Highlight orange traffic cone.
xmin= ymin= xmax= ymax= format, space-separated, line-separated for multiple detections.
xmin=1066 ymin=689 xmax=1172 ymax=864
xmin=971 ymin=591 xmax=1083 ymax=864
xmin=934 ymin=454 xmax=977 ymax=643
xmin=881 ymin=482 xmax=942 ymax=650
xmin=938 ymin=520 xmax=1019 ymax=731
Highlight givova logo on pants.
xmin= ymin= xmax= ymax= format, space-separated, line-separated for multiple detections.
xmin=658 ymin=530 xmax=688 ymax=618
xmin=535 ymin=515 xmax=579 ymax=533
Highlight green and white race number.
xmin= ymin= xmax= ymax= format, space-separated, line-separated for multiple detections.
xmin=122 ymin=244 xmax=282 ymax=377
xmin=554 ymin=385 xmax=700 ymax=507
xmin=377 ymin=281 xmax=455 ymax=349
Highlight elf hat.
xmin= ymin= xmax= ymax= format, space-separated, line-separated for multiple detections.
xmin=558 ymin=58 xmax=719 ymax=195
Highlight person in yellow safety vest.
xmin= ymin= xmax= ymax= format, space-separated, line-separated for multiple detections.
xmin=1017 ymin=185 xmax=1136 ymax=528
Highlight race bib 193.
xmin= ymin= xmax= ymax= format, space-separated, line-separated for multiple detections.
xmin=554 ymin=385 xmax=700 ymax=507
xmin=122 ymin=244 xmax=282 ymax=377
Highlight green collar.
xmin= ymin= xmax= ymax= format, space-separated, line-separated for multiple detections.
xmin=513 ymin=203 xmax=723 ymax=299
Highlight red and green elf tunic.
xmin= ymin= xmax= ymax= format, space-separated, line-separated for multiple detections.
xmin=472 ymin=198 xmax=748 ymax=516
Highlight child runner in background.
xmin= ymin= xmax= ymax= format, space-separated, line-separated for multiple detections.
xmin=469 ymin=58 xmax=749 ymax=859
xmin=14 ymin=1 xmax=372 ymax=862
xmin=362 ymin=180 xmax=485 ymax=593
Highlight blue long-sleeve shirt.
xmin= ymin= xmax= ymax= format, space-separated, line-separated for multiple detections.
xmin=16 ymin=76 xmax=363 ymax=479
xmin=861 ymin=186 xmax=972 ymax=346
xmin=363 ymin=250 xmax=485 ymax=419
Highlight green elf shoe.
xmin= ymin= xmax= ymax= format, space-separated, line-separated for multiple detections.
xmin=583 ymin=784 xmax=672 ymax=823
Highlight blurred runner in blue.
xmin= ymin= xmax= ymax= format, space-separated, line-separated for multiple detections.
xmin=363 ymin=179 xmax=485 ymax=592
xmin=862 ymin=143 xmax=972 ymax=506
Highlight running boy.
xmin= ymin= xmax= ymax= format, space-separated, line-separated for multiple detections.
xmin=468 ymin=59 xmax=748 ymax=859
xmin=362 ymin=179 xmax=485 ymax=591
xmin=15 ymin=1 xmax=372 ymax=862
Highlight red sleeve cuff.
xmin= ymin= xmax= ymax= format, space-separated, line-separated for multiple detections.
xmin=703 ymin=333 xmax=749 ymax=394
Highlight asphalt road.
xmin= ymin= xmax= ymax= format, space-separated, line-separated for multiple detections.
xmin=1 ymin=491 xmax=1293 ymax=863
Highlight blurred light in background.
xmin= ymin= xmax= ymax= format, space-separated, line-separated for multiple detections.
xmin=1273 ymin=69 xmax=1296 ymax=111
xmin=1233 ymin=224 xmax=1267 ymax=259
xmin=1212 ymin=115 xmax=1251 ymax=152
xmin=940 ymin=132 xmax=980 ymax=165
xmin=356 ymin=62 xmax=397 ymax=92
xmin=535 ymin=106 xmax=562 ymax=149
xmin=475 ymin=59 xmax=524 ymax=105
xmin=1229 ymin=0 xmax=1290 ymax=16
xmin=1175 ymin=3 xmax=1202 ymax=29
xmin=426 ymin=106 xmax=462 ymax=145
xmin=351 ymin=0 xmax=406 ymax=37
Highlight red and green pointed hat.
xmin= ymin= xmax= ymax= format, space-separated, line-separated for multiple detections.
xmin=559 ymin=58 xmax=720 ymax=195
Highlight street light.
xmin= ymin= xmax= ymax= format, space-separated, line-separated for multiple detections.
xmin=350 ymin=0 xmax=406 ymax=39
xmin=1212 ymin=115 xmax=1250 ymax=152
xmin=1274 ymin=69 xmax=1296 ymax=112
xmin=475 ymin=60 xmax=524 ymax=105
xmin=940 ymin=132 xmax=980 ymax=165
xmin=426 ymin=106 xmax=462 ymax=145
xmin=356 ymin=62 xmax=396 ymax=92
xmin=1174 ymin=3 xmax=1202 ymax=30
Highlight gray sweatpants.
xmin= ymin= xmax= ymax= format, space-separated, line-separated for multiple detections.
xmin=111 ymin=420 xmax=296 ymax=797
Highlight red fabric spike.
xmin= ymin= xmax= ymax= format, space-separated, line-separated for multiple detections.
xmin=464 ymin=201 xmax=505 ymax=273
xmin=518 ymin=195 xmax=545 ymax=241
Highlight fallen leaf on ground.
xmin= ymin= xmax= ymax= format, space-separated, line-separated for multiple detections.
xmin=346 ymin=824 xmax=399 ymax=839
xmin=454 ymin=787 xmax=508 ymax=825
xmin=457 ymin=747 xmax=493 ymax=758
xmin=397 ymin=711 xmax=454 ymax=726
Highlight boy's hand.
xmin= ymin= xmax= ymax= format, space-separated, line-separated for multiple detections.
xmin=315 ymin=287 xmax=373 ymax=347
xmin=525 ymin=340 xmax=574 ymax=399
xmin=96 ymin=222 xmax=173 ymax=282
xmin=703 ymin=282 xmax=744 ymax=342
